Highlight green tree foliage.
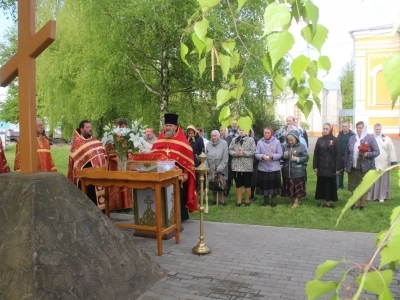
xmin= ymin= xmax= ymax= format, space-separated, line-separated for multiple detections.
xmin=181 ymin=0 xmax=331 ymax=132
xmin=0 ymin=25 xmax=18 ymax=123
xmin=338 ymin=59 xmax=354 ymax=110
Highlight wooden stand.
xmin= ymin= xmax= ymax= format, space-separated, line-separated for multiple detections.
xmin=75 ymin=167 xmax=182 ymax=256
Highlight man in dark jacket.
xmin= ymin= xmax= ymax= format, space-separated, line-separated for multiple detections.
xmin=336 ymin=121 xmax=355 ymax=189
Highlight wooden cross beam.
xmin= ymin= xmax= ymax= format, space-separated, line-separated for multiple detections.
xmin=0 ymin=0 xmax=56 ymax=173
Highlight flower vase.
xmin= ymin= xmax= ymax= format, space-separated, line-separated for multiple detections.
xmin=117 ymin=155 xmax=127 ymax=171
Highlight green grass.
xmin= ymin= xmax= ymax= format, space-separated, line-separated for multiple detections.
xmin=4 ymin=145 xmax=398 ymax=233
xmin=4 ymin=144 xmax=70 ymax=175
xmin=189 ymin=163 xmax=399 ymax=234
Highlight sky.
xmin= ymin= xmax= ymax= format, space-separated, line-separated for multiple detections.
xmin=0 ymin=0 xmax=400 ymax=101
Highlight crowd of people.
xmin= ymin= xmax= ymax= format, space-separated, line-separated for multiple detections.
xmin=202 ymin=118 xmax=397 ymax=210
xmin=0 ymin=114 xmax=397 ymax=218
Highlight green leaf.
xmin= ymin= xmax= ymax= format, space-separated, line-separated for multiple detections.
xmin=216 ymin=88 xmax=230 ymax=108
xmin=204 ymin=37 xmax=213 ymax=52
xmin=222 ymin=40 xmax=236 ymax=54
xmin=194 ymin=18 xmax=209 ymax=42
xmin=238 ymin=0 xmax=247 ymax=12
xmin=229 ymin=75 xmax=236 ymax=84
xmin=383 ymin=54 xmax=400 ymax=106
xmin=198 ymin=0 xmax=220 ymax=12
xmin=307 ymin=60 xmax=318 ymax=77
xmin=308 ymin=77 xmax=323 ymax=96
xmin=389 ymin=207 xmax=400 ymax=237
xmin=336 ymin=170 xmax=383 ymax=225
xmin=263 ymin=3 xmax=291 ymax=34
xmin=289 ymin=77 xmax=298 ymax=93
xmin=380 ymin=235 xmax=400 ymax=268
xmin=315 ymin=259 xmax=345 ymax=280
xmin=312 ymin=25 xmax=329 ymax=53
xmin=267 ymin=30 xmax=294 ymax=69
xmin=244 ymin=106 xmax=253 ymax=120
xmin=291 ymin=54 xmax=310 ymax=84
xmin=301 ymin=24 xmax=329 ymax=53
xmin=376 ymin=230 xmax=388 ymax=247
xmin=237 ymin=116 xmax=252 ymax=133
xmin=292 ymin=0 xmax=306 ymax=23
xmin=298 ymin=86 xmax=310 ymax=99
xmin=230 ymin=51 xmax=240 ymax=68
xmin=263 ymin=53 xmax=273 ymax=76
xmin=219 ymin=105 xmax=230 ymax=122
xmin=230 ymin=86 xmax=244 ymax=101
xmin=318 ymin=55 xmax=331 ymax=72
xmin=221 ymin=117 xmax=232 ymax=129
xmin=379 ymin=286 xmax=394 ymax=300
xmin=305 ymin=0 xmax=319 ymax=27
xmin=313 ymin=95 xmax=321 ymax=112
xmin=272 ymin=73 xmax=286 ymax=96
xmin=296 ymin=99 xmax=313 ymax=118
xmin=180 ymin=42 xmax=190 ymax=67
xmin=306 ymin=280 xmax=337 ymax=300
xmin=192 ymin=33 xmax=205 ymax=59
xmin=357 ymin=270 xmax=393 ymax=295
xmin=219 ymin=54 xmax=231 ymax=80
xmin=199 ymin=57 xmax=206 ymax=77
xmin=187 ymin=10 xmax=200 ymax=26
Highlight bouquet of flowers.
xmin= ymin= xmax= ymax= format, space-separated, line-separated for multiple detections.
xmin=358 ymin=142 xmax=370 ymax=154
xmin=101 ymin=118 xmax=147 ymax=161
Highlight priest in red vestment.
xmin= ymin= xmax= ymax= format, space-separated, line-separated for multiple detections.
xmin=67 ymin=120 xmax=107 ymax=208
xmin=0 ymin=138 xmax=10 ymax=174
xmin=14 ymin=118 xmax=57 ymax=172
xmin=151 ymin=113 xmax=197 ymax=221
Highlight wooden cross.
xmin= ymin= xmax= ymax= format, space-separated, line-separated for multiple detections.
xmin=0 ymin=0 xmax=56 ymax=173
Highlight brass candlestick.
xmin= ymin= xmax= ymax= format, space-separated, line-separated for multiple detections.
xmin=192 ymin=152 xmax=211 ymax=255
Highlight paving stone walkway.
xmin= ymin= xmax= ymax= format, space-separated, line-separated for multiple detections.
xmin=111 ymin=214 xmax=400 ymax=300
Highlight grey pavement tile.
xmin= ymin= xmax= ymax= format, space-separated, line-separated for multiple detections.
xmin=112 ymin=215 xmax=400 ymax=300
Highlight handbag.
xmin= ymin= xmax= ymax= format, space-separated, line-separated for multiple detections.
xmin=209 ymin=171 xmax=226 ymax=192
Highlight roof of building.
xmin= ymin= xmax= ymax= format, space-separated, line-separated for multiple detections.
xmin=323 ymin=81 xmax=341 ymax=91
xmin=349 ymin=24 xmax=394 ymax=34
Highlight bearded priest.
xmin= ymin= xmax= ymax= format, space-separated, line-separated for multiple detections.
xmin=151 ymin=113 xmax=197 ymax=221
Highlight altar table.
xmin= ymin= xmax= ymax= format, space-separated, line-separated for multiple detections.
xmin=75 ymin=167 xmax=182 ymax=256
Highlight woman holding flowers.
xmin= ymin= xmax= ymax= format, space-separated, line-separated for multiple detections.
xmin=344 ymin=121 xmax=380 ymax=211
xmin=255 ymin=126 xmax=282 ymax=207
xmin=313 ymin=123 xmax=341 ymax=208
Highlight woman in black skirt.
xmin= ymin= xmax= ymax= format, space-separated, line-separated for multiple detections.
xmin=255 ymin=126 xmax=283 ymax=207
xmin=313 ymin=123 xmax=341 ymax=207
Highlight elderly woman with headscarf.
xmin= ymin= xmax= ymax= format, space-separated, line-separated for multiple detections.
xmin=228 ymin=128 xmax=256 ymax=207
xmin=281 ymin=130 xmax=309 ymax=208
xmin=344 ymin=121 xmax=380 ymax=211
xmin=255 ymin=126 xmax=283 ymax=207
xmin=205 ymin=130 xmax=229 ymax=205
xmin=313 ymin=123 xmax=341 ymax=208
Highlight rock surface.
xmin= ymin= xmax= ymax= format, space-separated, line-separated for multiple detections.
xmin=0 ymin=172 xmax=164 ymax=299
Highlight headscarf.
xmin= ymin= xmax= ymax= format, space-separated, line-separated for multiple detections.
xmin=235 ymin=134 xmax=246 ymax=146
xmin=353 ymin=121 xmax=368 ymax=167
xmin=263 ymin=126 xmax=274 ymax=140
xmin=210 ymin=130 xmax=220 ymax=144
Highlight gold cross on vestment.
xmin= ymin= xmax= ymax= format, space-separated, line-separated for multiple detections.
xmin=0 ymin=0 xmax=56 ymax=173
xmin=166 ymin=148 xmax=171 ymax=157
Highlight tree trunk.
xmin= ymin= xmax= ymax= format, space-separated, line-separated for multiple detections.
xmin=159 ymin=45 xmax=170 ymax=128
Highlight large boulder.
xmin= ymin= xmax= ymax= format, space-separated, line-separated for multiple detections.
xmin=0 ymin=172 xmax=164 ymax=299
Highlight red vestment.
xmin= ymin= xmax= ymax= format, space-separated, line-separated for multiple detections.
xmin=68 ymin=130 xmax=107 ymax=207
xmin=106 ymin=145 xmax=133 ymax=211
xmin=0 ymin=139 xmax=10 ymax=174
xmin=151 ymin=126 xmax=197 ymax=213
xmin=14 ymin=135 xmax=57 ymax=172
